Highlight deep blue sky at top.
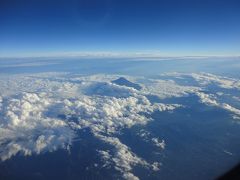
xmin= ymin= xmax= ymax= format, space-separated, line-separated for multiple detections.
xmin=0 ymin=0 xmax=240 ymax=57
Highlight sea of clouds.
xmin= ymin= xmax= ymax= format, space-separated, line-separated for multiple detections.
xmin=0 ymin=72 xmax=239 ymax=180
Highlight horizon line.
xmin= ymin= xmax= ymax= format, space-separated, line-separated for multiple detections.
xmin=0 ymin=51 xmax=240 ymax=59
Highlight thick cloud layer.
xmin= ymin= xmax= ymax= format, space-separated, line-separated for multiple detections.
xmin=0 ymin=93 xmax=74 ymax=161
xmin=0 ymin=72 xmax=239 ymax=179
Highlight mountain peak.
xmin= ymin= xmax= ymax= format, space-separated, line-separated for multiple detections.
xmin=111 ymin=77 xmax=142 ymax=90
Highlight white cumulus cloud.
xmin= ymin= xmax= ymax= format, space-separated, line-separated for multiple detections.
xmin=0 ymin=72 xmax=239 ymax=179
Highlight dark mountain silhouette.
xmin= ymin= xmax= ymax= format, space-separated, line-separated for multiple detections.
xmin=112 ymin=77 xmax=142 ymax=90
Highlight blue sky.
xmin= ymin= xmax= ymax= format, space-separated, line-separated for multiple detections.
xmin=1 ymin=0 xmax=240 ymax=57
